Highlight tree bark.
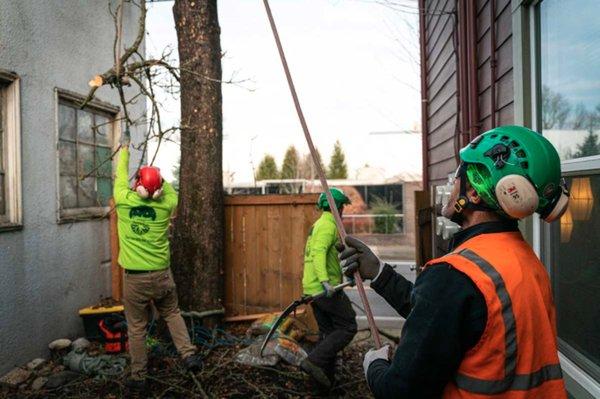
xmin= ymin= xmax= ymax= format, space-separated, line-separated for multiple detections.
xmin=172 ymin=0 xmax=224 ymax=315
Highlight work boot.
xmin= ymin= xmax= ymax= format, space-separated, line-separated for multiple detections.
xmin=183 ymin=353 xmax=203 ymax=372
xmin=300 ymin=358 xmax=332 ymax=389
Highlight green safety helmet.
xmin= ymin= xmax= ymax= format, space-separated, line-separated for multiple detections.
xmin=456 ymin=125 xmax=569 ymax=222
xmin=317 ymin=188 xmax=351 ymax=211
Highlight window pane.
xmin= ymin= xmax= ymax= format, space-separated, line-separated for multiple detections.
xmin=541 ymin=0 xmax=600 ymax=160
xmin=77 ymin=177 xmax=96 ymax=208
xmin=59 ymin=176 xmax=78 ymax=209
xmin=77 ymin=144 xmax=95 ymax=176
xmin=58 ymin=141 xmax=77 ymax=176
xmin=59 ymin=104 xmax=76 ymax=141
xmin=95 ymin=115 xmax=112 ymax=146
xmin=551 ymin=174 xmax=600 ymax=380
xmin=77 ymin=110 xmax=94 ymax=144
xmin=95 ymin=146 xmax=113 ymax=177
xmin=97 ymin=177 xmax=112 ymax=206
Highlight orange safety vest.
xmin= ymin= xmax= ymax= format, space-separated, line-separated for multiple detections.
xmin=425 ymin=231 xmax=567 ymax=399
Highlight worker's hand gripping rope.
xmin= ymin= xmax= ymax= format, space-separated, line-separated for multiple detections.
xmin=337 ymin=236 xmax=385 ymax=281
xmin=262 ymin=0 xmax=381 ymax=348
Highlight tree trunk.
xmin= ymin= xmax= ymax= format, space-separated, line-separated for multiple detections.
xmin=171 ymin=0 xmax=224 ymax=315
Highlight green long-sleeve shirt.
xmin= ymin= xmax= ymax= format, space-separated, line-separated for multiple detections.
xmin=114 ymin=148 xmax=178 ymax=270
xmin=302 ymin=211 xmax=343 ymax=295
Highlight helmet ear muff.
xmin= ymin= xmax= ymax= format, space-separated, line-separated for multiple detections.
xmin=543 ymin=191 xmax=569 ymax=223
xmin=152 ymin=188 xmax=163 ymax=200
xmin=136 ymin=185 xmax=150 ymax=199
xmin=495 ymin=174 xmax=539 ymax=219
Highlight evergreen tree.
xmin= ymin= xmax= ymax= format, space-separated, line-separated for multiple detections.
xmin=256 ymin=155 xmax=279 ymax=180
xmin=327 ymin=140 xmax=348 ymax=179
xmin=573 ymin=131 xmax=600 ymax=158
xmin=280 ymin=146 xmax=299 ymax=179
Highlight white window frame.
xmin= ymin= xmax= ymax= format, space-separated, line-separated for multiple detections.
xmin=0 ymin=70 xmax=22 ymax=231
xmin=516 ymin=0 xmax=600 ymax=396
xmin=54 ymin=88 xmax=121 ymax=223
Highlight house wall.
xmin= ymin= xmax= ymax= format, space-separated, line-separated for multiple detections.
xmin=422 ymin=0 xmax=514 ymax=189
xmin=0 ymin=1 xmax=145 ymax=374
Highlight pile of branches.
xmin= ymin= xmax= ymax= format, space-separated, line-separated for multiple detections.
xmin=9 ymin=323 xmax=374 ymax=399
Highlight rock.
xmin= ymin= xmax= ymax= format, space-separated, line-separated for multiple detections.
xmin=45 ymin=371 xmax=80 ymax=389
xmin=31 ymin=376 xmax=48 ymax=391
xmin=0 ymin=367 xmax=31 ymax=388
xmin=38 ymin=364 xmax=54 ymax=377
xmin=26 ymin=358 xmax=46 ymax=370
xmin=48 ymin=338 xmax=72 ymax=351
xmin=72 ymin=337 xmax=91 ymax=351
xmin=52 ymin=365 xmax=65 ymax=374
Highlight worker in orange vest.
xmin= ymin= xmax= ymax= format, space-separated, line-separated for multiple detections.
xmin=339 ymin=126 xmax=569 ymax=398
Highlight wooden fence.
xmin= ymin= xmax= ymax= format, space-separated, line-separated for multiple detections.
xmin=224 ymin=194 xmax=319 ymax=316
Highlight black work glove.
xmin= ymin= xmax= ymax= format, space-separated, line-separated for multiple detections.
xmin=337 ymin=235 xmax=383 ymax=281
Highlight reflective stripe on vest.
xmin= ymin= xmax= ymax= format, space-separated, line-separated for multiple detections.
xmin=454 ymin=249 xmax=563 ymax=394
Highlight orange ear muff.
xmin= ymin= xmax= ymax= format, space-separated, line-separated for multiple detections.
xmin=136 ymin=185 xmax=150 ymax=199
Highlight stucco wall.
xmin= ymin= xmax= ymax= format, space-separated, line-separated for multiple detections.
xmin=0 ymin=1 xmax=145 ymax=374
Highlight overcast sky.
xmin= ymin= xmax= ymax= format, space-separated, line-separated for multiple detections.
xmin=146 ymin=0 xmax=422 ymax=183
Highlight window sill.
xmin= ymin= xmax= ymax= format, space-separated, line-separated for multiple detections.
xmin=58 ymin=207 xmax=111 ymax=224
xmin=0 ymin=223 xmax=23 ymax=233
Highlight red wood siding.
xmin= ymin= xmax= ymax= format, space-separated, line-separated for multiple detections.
xmin=424 ymin=0 xmax=459 ymax=188
xmin=422 ymin=0 xmax=514 ymax=189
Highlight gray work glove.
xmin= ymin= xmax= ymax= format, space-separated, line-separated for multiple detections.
xmin=120 ymin=128 xmax=131 ymax=147
xmin=363 ymin=345 xmax=391 ymax=380
xmin=338 ymin=235 xmax=383 ymax=280
xmin=321 ymin=281 xmax=335 ymax=298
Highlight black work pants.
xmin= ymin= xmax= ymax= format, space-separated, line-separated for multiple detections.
xmin=308 ymin=290 xmax=357 ymax=372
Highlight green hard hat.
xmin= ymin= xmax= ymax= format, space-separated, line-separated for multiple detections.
xmin=460 ymin=125 xmax=562 ymax=216
xmin=317 ymin=188 xmax=351 ymax=211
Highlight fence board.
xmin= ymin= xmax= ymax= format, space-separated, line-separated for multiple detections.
xmin=224 ymin=194 xmax=319 ymax=316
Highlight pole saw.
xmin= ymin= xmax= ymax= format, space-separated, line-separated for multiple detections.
xmin=260 ymin=281 xmax=353 ymax=356
xmin=262 ymin=0 xmax=382 ymax=349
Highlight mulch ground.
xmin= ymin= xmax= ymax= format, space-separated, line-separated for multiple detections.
xmin=2 ymin=323 xmax=375 ymax=399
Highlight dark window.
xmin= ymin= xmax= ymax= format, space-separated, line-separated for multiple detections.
xmin=550 ymin=174 xmax=600 ymax=381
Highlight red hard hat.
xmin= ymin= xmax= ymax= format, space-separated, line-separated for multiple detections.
xmin=135 ymin=166 xmax=163 ymax=196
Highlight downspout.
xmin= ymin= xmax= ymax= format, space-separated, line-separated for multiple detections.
xmin=490 ymin=0 xmax=497 ymax=127
xmin=457 ymin=0 xmax=470 ymax=147
xmin=467 ymin=0 xmax=480 ymax=139
xmin=418 ymin=0 xmax=429 ymax=190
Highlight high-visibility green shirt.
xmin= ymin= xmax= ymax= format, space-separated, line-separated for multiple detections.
xmin=114 ymin=148 xmax=178 ymax=270
xmin=302 ymin=211 xmax=343 ymax=295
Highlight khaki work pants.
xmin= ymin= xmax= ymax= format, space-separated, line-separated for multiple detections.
xmin=123 ymin=268 xmax=196 ymax=376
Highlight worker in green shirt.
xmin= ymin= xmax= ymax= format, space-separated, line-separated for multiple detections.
xmin=300 ymin=188 xmax=357 ymax=388
xmin=115 ymin=132 xmax=201 ymax=390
